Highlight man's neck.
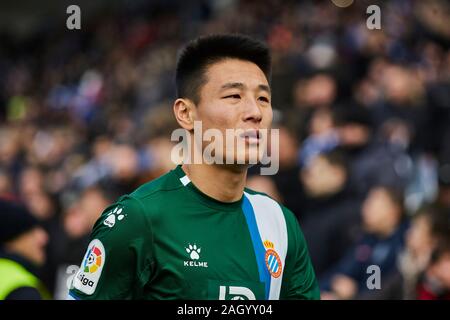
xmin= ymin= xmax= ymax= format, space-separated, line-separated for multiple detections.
xmin=181 ymin=163 xmax=248 ymax=202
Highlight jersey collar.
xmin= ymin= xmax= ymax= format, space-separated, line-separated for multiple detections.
xmin=172 ymin=165 xmax=244 ymax=212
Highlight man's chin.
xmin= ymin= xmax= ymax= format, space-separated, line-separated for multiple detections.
xmin=211 ymin=162 xmax=253 ymax=173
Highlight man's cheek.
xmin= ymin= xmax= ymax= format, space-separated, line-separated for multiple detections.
xmin=265 ymin=109 xmax=273 ymax=125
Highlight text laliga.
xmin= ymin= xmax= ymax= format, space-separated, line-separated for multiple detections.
xmin=78 ymin=273 xmax=94 ymax=287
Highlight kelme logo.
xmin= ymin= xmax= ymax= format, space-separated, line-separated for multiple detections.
xmin=184 ymin=243 xmax=208 ymax=268
xmin=104 ymin=206 xmax=126 ymax=228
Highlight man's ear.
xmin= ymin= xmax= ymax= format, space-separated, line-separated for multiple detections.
xmin=173 ymin=98 xmax=196 ymax=131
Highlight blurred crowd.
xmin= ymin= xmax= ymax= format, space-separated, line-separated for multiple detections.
xmin=0 ymin=0 xmax=449 ymax=299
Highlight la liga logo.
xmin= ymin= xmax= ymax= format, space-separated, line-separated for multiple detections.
xmin=83 ymin=244 xmax=103 ymax=273
xmin=73 ymin=239 xmax=105 ymax=295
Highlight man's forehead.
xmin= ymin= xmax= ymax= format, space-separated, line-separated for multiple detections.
xmin=205 ymin=58 xmax=269 ymax=89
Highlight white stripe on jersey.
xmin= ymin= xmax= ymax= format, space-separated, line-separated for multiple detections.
xmin=244 ymin=192 xmax=288 ymax=300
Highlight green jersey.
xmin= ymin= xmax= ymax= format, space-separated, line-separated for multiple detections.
xmin=69 ymin=165 xmax=319 ymax=300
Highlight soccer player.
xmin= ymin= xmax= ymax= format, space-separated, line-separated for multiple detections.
xmin=69 ymin=34 xmax=320 ymax=300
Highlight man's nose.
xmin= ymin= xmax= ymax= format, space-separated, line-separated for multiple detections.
xmin=243 ymin=97 xmax=263 ymax=123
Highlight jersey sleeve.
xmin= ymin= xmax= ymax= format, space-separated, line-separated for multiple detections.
xmin=68 ymin=195 xmax=154 ymax=300
xmin=280 ymin=207 xmax=320 ymax=300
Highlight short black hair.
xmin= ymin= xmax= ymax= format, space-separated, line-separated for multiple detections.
xmin=321 ymin=149 xmax=348 ymax=172
xmin=372 ymin=184 xmax=405 ymax=214
xmin=175 ymin=34 xmax=271 ymax=104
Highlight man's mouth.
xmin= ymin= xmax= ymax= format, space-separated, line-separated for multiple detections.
xmin=239 ymin=129 xmax=260 ymax=144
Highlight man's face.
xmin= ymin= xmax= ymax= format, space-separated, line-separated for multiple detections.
xmin=362 ymin=188 xmax=400 ymax=235
xmin=429 ymin=253 xmax=450 ymax=289
xmin=193 ymin=58 xmax=273 ymax=167
xmin=8 ymin=227 xmax=48 ymax=266
xmin=406 ymin=215 xmax=435 ymax=258
xmin=300 ymin=156 xmax=347 ymax=197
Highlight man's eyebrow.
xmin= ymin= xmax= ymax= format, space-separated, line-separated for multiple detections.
xmin=220 ymin=82 xmax=271 ymax=94
xmin=220 ymin=82 xmax=245 ymax=90
xmin=258 ymin=84 xmax=271 ymax=94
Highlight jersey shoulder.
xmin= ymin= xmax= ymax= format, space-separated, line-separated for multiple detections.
xmin=91 ymin=167 xmax=183 ymax=238
xmin=125 ymin=166 xmax=189 ymax=223
xmin=130 ymin=167 xmax=184 ymax=201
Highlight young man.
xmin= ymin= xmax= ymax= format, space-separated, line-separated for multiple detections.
xmin=69 ymin=34 xmax=319 ymax=300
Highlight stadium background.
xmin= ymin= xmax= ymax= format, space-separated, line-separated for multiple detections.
xmin=0 ymin=0 xmax=449 ymax=299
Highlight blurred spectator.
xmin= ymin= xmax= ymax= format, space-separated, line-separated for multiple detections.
xmin=437 ymin=162 xmax=450 ymax=209
xmin=300 ymin=150 xmax=362 ymax=277
xmin=246 ymin=175 xmax=283 ymax=203
xmin=401 ymin=205 xmax=450 ymax=299
xmin=0 ymin=199 xmax=50 ymax=300
xmin=269 ymin=114 xmax=305 ymax=216
xmin=43 ymin=185 xmax=112 ymax=298
xmin=293 ymin=73 xmax=337 ymax=111
xmin=320 ymin=185 xmax=408 ymax=299
xmin=366 ymin=204 xmax=449 ymax=299
xmin=417 ymin=238 xmax=450 ymax=300
xmin=299 ymin=107 xmax=339 ymax=167
xmin=0 ymin=169 xmax=13 ymax=198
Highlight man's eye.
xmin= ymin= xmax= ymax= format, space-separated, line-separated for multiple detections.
xmin=259 ymin=96 xmax=269 ymax=103
xmin=224 ymin=94 xmax=241 ymax=99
